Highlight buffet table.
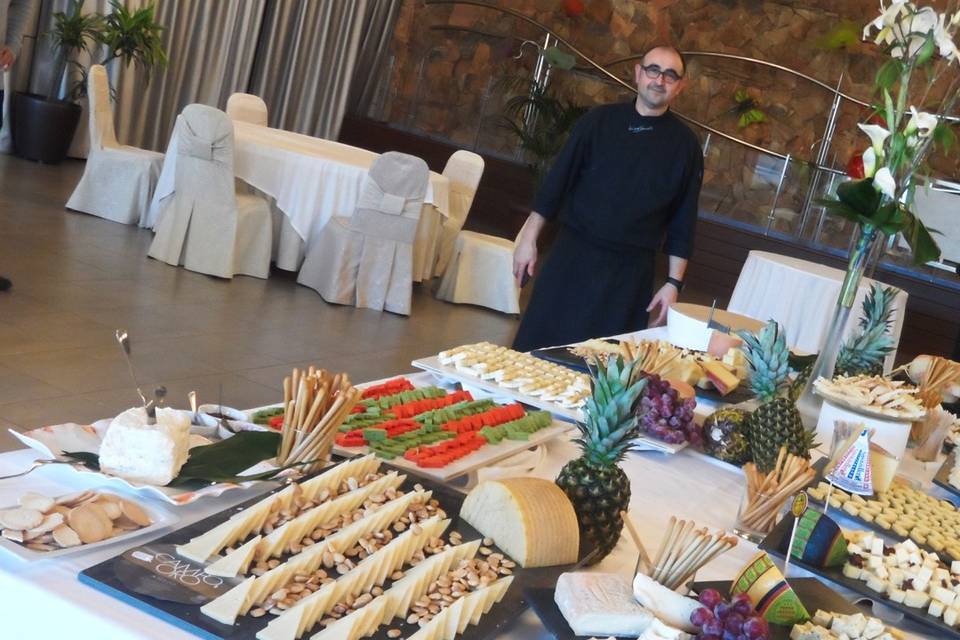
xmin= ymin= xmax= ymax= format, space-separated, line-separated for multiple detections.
xmin=144 ymin=121 xmax=450 ymax=279
xmin=0 ymin=328 xmax=944 ymax=638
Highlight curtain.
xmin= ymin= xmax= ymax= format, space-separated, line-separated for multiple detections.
xmin=347 ymin=0 xmax=403 ymax=118
xmin=20 ymin=0 xmax=265 ymax=152
xmin=0 ymin=0 xmax=41 ymax=153
xmin=248 ymin=0 xmax=369 ymax=139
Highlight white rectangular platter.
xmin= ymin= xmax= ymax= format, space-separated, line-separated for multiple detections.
xmin=410 ymin=356 xmax=685 ymax=455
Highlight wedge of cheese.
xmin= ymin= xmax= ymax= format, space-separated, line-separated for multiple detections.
xmin=206 ymin=489 xmax=429 ymax=624
xmin=256 ymin=516 xmax=448 ymax=640
xmin=307 ymin=594 xmax=391 ymax=640
xmin=554 ymin=572 xmax=654 ymax=637
xmin=256 ymin=472 xmax=405 ymax=562
xmin=405 ymin=576 xmax=514 ymax=640
xmin=460 ymin=478 xmax=578 ymax=568
xmin=177 ymin=484 xmax=299 ymax=562
xmin=299 ymin=454 xmax=381 ymax=502
xmin=206 ymin=535 xmax=262 ymax=578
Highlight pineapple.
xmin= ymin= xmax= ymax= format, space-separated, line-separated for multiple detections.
xmin=738 ymin=321 xmax=816 ymax=473
xmin=835 ymin=284 xmax=898 ymax=377
xmin=704 ymin=407 xmax=752 ymax=465
xmin=556 ymin=356 xmax=647 ymax=562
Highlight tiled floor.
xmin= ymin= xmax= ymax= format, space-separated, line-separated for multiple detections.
xmin=0 ymin=154 xmax=519 ymax=449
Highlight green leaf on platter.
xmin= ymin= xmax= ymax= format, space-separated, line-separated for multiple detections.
xmin=933 ymin=123 xmax=956 ymax=153
xmin=63 ymin=431 xmax=306 ymax=486
xmin=836 ymin=178 xmax=883 ymax=217
xmin=875 ymin=59 xmax=903 ymax=91
xmin=543 ymin=45 xmax=576 ymax=70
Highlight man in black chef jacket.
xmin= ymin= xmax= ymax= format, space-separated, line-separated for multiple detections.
xmin=512 ymin=45 xmax=702 ymax=352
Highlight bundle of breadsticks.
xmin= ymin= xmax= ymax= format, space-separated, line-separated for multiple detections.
xmin=641 ymin=516 xmax=738 ymax=590
xmin=739 ymin=447 xmax=815 ymax=533
xmin=276 ymin=367 xmax=361 ymax=474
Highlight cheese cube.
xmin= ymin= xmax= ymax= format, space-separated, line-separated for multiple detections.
xmin=99 ymin=407 xmax=190 ymax=485
xmin=896 ymin=548 xmax=910 ymax=565
xmin=870 ymin=538 xmax=884 ymax=555
xmin=944 ymin=606 xmax=960 ymax=626
xmin=932 ymin=585 xmax=956 ymax=606
xmin=865 ymin=575 xmax=887 ymax=594
xmin=930 ymin=599 xmax=947 ymax=618
xmin=862 ymin=617 xmax=885 ymax=639
xmin=888 ymin=587 xmax=906 ymax=603
xmin=904 ymin=589 xmax=930 ymax=608
xmin=867 ymin=556 xmax=884 ymax=569
xmin=811 ymin=610 xmax=833 ymax=627
xmin=889 ymin=568 xmax=904 ymax=587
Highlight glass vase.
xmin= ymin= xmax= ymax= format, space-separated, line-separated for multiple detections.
xmin=796 ymin=223 xmax=879 ymax=428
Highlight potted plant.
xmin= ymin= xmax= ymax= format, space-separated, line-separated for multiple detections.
xmin=12 ymin=0 xmax=166 ymax=164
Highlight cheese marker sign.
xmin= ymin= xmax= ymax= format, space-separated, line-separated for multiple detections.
xmin=116 ymin=543 xmax=241 ymax=605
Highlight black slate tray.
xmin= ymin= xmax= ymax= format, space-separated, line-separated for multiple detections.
xmin=760 ymin=515 xmax=960 ymax=639
xmin=79 ymin=465 xmax=580 ymax=640
xmin=525 ymin=577 xmax=861 ymax=640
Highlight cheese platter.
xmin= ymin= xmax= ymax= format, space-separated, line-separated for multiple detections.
xmin=933 ymin=450 xmax=960 ymax=501
xmin=761 ymin=515 xmax=960 ymax=638
xmin=79 ymin=455 xmax=586 ymax=640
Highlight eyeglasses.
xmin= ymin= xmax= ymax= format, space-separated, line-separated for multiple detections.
xmin=641 ymin=64 xmax=683 ymax=84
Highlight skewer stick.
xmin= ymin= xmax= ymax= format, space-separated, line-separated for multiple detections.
xmin=621 ymin=511 xmax=653 ymax=575
xmin=651 ymin=516 xmax=676 ymax=576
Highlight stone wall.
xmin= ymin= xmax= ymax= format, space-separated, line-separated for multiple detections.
xmin=377 ymin=0 xmax=958 ymax=235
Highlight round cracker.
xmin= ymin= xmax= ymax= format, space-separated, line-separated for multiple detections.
xmin=96 ymin=499 xmax=122 ymax=520
xmin=19 ymin=492 xmax=55 ymax=513
xmin=118 ymin=499 xmax=152 ymax=527
xmin=67 ymin=505 xmax=112 ymax=544
xmin=0 ymin=507 xmax=44 ymax=531
xmin=24 ymin=513 xmax=65 ymax=540
xmin=55 ymin=490 xmax=94 ymax=507
xmin=52 ymin=524 xmax=82 ymax=548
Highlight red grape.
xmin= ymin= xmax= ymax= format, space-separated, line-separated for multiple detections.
xmin=741 ymin=616 xmax=769 ymax=639
xmin=698 ymin=588 xmax=723 ymax=609
xmin=690 ymin=606 xmax=715 ymax=627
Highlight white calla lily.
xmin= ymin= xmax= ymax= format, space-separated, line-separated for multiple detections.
xmin=873 ymin=167 xmax=897 ymax=199
xmin=864 ymin=0 xmax=910 ymax=40
xmin=858 ymin=123 xmax=891 ymax=155
xmin=907 ymin=106 xmax=938 ymax=137
xmin=862 ymin=147 xmax=878 ymax=177
xmin=934 ymin=14 xmax=960 ymax=60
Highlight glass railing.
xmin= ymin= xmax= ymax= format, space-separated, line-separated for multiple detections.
xmin=368 ymin=0 xmax=959 ymax=287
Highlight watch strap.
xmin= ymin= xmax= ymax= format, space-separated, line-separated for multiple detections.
xmin=666 ymin=277 xmax=684 ymax=292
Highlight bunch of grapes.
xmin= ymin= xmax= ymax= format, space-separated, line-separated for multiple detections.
xmin=690 ymin=589 xmax=770 ymax=640
xmin=636 ymin=374 xmax=700 ymax=445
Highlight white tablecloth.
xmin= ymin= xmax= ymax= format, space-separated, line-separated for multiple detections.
xmin=145 ymin=121 xmax=449 ymax=279
xmin=0 ymin=348 xmax=935 ymax=639
xmin=728 ymin=251 xmax=909 ymax=368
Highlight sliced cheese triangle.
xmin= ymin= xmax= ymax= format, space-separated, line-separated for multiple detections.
xmin=255 ymin=513 xmax=447 ymax=640
xmin=205 ymin=535 xmax=262 ymax=578
xmin=199 ymin=576 xmax=256 ymax=625
xmin=307 ymin=595 xmax=390 ymax=640
xmin=300 ymin=454 xmax=380 ymax=502
xmin=405 ymin=576 xmax=514 ymax=640
xmin=387 ymin=539 xmax=481 ymax=619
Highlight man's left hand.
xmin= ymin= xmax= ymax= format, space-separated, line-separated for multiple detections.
xmin=0 ymin=47 xmax=15 ymax=71
xmin=646 ymin=282 xmax=679 ymax=327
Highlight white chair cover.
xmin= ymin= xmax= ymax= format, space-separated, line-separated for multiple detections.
xmin=434 ymin=150 xmax=484 ymax=277
xmin=148 ymin=104 xmax=272 ymax=279
xmin=435 ymin=230 xmax=520 ymax=315
xmin=226 ymin=93 xmax=269 ymax=126
xmin=65 ymin=65 xmax=163 ymax=225
xmin=297 ymin=151 xmax=429 ymax=315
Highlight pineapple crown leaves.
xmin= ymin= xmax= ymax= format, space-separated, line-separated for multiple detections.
xmin=736 ymin=320 xmax=794 ymax=403
xmin=837 ymin=284 xmax=899 ymax=375
xmin=577 ymin=356 xmax=648 ymax=466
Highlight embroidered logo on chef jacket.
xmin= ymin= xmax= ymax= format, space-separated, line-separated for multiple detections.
xmin=628 ymin=125 xmax=653 ymax=133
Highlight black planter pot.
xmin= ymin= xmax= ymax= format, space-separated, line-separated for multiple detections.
xmin=12 ymin=92 xmax=81 ymax=164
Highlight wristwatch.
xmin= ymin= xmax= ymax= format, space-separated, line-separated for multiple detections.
xmin=666 ymin=277 xmax=684 ymax=293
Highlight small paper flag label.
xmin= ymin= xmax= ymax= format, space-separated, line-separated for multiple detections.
xmin=827 ymin=428 xmax=873 ymax=495
xmin=791 ymin=493 xmax=808 ymax=517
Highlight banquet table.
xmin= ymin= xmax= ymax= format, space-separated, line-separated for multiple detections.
xmin=0 ymin=331 xmax=939 ymax=639
xmin=144 ymin=120 xmax=450 ymax=280
xmin=728 ymin=250 xmax=909 ymax=369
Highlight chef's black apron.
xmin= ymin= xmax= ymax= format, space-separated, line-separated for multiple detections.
xmin=512 ymin=226 xmax=655 ymax=352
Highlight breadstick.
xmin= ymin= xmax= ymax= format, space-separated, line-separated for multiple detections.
xmin=622 ymin=511 xmax=652 ymax=574
xmin=651 ymin=516 xmax=677 ymax=575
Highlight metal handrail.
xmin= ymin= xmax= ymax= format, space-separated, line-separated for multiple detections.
xmin=423 ymin=0 xmax=845 ymax=174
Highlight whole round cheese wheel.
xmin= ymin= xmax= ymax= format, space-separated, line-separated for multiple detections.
xmin=460 ymin=478 xmax=579 ymax=568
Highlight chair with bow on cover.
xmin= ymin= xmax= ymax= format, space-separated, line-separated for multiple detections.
xmin=147 ymin=104 xmax=272 ymax=279
xmin=66 ymin=65 xmax=164 ymax=225
xmin=433 ymin=150 xmax=485 ymax=277
xmin=226 ymin=93 xmax=269 ymax=126
xmin=297 ymin=152 xmax=429 ymax=315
